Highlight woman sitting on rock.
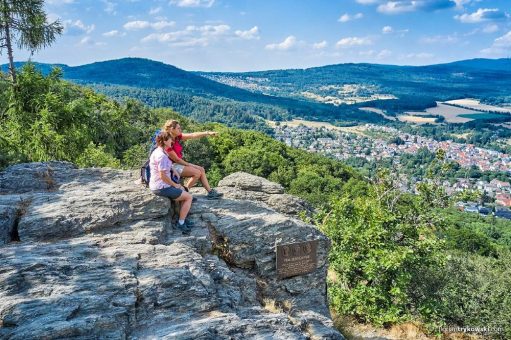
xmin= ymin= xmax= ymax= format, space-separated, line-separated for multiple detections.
xmin=163 ymin=119 xmax=223 ymax=199
xmin=150 ymin=131 xmax=194 ymax=233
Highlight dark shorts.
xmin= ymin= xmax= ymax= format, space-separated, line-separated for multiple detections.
xmin=152 ymin=186 xmax=183 ymax=200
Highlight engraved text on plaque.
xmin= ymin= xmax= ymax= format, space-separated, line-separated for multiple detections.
xmin=276 ymin=240 xmax=319 ymax=279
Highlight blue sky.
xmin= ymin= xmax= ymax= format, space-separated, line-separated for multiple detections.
xmin=12 ymin=0 xmax=511 ymax=71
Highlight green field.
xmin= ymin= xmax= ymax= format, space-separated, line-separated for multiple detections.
xmin=458 ymin=113 xmax=508 ymax=120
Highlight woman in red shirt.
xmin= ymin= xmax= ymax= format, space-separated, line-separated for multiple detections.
xmin=163 ymin=120 xmax=223 ymax=199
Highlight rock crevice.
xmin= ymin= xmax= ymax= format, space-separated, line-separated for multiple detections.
xmin=0 ymin=163 xmax=343 ymax=339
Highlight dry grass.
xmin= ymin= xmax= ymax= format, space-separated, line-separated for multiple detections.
xmin=404 ymin=102 xmax=481 ymax=124
xmin=332 ymin=313 xmax=430 ymax=340
xmin=397 ymin=115 xmax=437 ymax=124
xmin=327 ymin=269 xmax=339 ymax=284
xmin=262 ymin=298 xmax=283 ymax=314
xmin=332 ymin=312 xmax=486 ymax=340
xmin=267 ymin=119 xmax=345 ymax=130
xmin=268 ymin=119 xmax=369 ymax=136
xmin=450 ymin=133 xmax=471 ymax=140
xmin=444 ymin=98 xmax=511 ymax=114
xmin=262 ymin=298 xmax=294 ymax=314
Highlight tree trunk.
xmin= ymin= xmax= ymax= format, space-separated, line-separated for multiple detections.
xmin=4 ymin=21 xmax=15 ymax=84
xmin=1 ymin=1 xmax=15 ymax=84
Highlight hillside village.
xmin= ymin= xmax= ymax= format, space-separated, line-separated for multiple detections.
xmin=274 ymin=123 xmax=511 ymax=218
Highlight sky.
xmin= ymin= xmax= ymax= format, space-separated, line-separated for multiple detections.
xmin=9 ymin=0 xmax=511 ymax=71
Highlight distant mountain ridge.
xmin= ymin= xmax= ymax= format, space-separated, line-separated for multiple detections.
xmin=4 ymin=57 xmax=510 ymax=127
xmin=198 ymin=57 xmax=511 ymax=102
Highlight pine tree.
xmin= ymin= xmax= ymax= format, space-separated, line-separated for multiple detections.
xmin=0 ymin=0 xmax=62 ymax=84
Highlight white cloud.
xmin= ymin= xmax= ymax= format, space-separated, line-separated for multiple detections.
xmin=382 ymin=25 xmax=409 ymax=35
xmin=77 ymin=36 xmax=106 ymax=47
xmin=494 ymin=31 xmax=511 ymax=47
xmin=481 ymin=30 xmax=511 ymax=56
xmin=124 ymin=20 xmax=175 ymax=30
xmin=171 ymin=37 xmax=209 ymax=47
xmin=405 ymin=52 xmax=435 ymax=59
xmin=483 ymin=24 xmax=499 ymax=33
xmin=103 ymin=0 xmax=116 ymax=14
xmin=141 ymin=24 xmax=229 ymax=47
xmin=359 ymin=50 xmax=375 ymax=57
xmin=149 ymin=7 xmax=162 ymax=15
xmin=455 ymin=8 xmax=509 ymax=23
xmin=377 ymin=49 xmax=392 ymax=59
xmin=124 ymin=21 xmax=151 ymax=30
xmin=63 ymin=20 xmax=95 ymax=35
xmin=186 ymin=24 xmax=230 ymax=36
xmin=141 ymin=31 xmax=190 ymax=43
xmin=378 ymin=2 xmax=415 ymax=14
xmin=151 ymin=21 xmax=176 ymax=30
xmin=102 ymin=30 xmax=126 ymax=37
xmin=453 ymin=0 xmax=471 ymax=9
xmin=170 ymin=0 xmax=215 ymax=8
xmin=338 ymin=13 xmax=364 ymax=23
xmin=336 ymin=36 xmax=372 ymax=48
xmin=265 ymin=36 xmax=297 ymax=51
xmin=421 ymin=34 xmax=458 ymax=44
xmin=235 ymin=26 xmax=260 ymax=40
xmin=382 ymin=26 xmax=393 ymax=33
xmin=377 ymin=0 xmax=457 ymax=14
xmin=313 ymin=40 xmax=328 ymax=49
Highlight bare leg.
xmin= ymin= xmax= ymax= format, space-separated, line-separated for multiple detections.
xmin=174 ymin=191 xmax=192 ymax=220
xmin=180 ymin=165 xmax=211 ymax=192
xmin=196 ymin=166 xmax=211 ymax=192
xmin=180 ymin=166 xmax=201 ymax=189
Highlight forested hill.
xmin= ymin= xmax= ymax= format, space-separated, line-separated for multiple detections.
xmin=198 ymin=57 xmax=511 ymax=108
xmin=7 ymin=58 xmax=385 ymax=128
xmin=6 ymin=57 xmax=511 ymax=130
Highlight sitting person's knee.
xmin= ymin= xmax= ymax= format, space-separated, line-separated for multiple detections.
xmin=192 ymin=168 xmax=201 ymax=178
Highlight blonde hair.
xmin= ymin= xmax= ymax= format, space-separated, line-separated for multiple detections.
xmin=163 ymin=120 xmax=180 ymax=133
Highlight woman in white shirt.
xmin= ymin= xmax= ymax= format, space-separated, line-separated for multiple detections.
xmin=150 ymin=131 xmax=194 ymax=233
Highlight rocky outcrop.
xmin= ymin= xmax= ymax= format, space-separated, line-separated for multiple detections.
xmin=0 ymin=163 xmax=343 ymax=339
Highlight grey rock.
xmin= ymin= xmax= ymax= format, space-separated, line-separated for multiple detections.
xmin=0 ymin=163 xmax=343 ymax=339
xmin=0 ymin=205 xmax=17 ymax=245
xmin=218 ymin=172 xmax=284 ymax=194
xmin=217 ymin=172 xmax=313 ymax=216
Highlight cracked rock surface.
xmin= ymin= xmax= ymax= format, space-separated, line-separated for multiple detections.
xmin=0 ymin=163 xmax=343 ymax=339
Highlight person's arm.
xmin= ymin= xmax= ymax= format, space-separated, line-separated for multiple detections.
xmin=167 ymin=149 xmax=190 ymax=166
xmin=159 ymin=170 xmax=183 ymax=189
xmin=181 ymin=131 xmax=218 ymax=141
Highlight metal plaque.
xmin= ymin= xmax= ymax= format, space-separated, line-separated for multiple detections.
xmin=276 ymin=240 xmax=319 ymax=279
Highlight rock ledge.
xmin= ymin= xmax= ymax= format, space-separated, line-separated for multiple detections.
xmin=0 ymin=163 xmax=343 ymax=339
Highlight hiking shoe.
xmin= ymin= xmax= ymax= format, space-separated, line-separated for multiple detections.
xmin=206 ymin=189 xmax=223 ymax=200
xmin=176 ymin=221 xmax=192 ymax=235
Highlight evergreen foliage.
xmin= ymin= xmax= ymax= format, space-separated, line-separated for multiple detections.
xmin=0 ymin=0 xmax=62 ymax=83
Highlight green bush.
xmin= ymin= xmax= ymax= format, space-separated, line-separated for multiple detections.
xmin=410 ymin=251 xmax=511 ymax=338
xmin=320 ymin=188 xmax=446 ymax=326
xmin=75 ymin=142 xmax=120 ymax=168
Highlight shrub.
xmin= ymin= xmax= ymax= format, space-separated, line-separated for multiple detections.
xmin=75 ymin=142 xmax=120 ymax=168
